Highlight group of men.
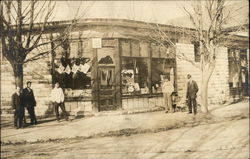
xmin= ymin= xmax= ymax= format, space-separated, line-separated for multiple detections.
xmin=12 ymin=81 xmax=68 ymax=129
xmin=12 ymin=74 xmax=198 ymax=129
xmin=12 ymin=81 xmax=37 ymax=129
xmin=162 ymin=74 xmax=199 ymax=115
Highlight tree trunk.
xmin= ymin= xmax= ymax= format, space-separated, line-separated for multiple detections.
xmin=201 ymin=74 xmax=209 ymax=113
xmin=12 ymin=63 xmax=24 ymax=89
xmin=201 ymin=64 xmax=215 ymax=113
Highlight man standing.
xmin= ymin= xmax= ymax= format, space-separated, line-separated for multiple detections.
xmin=50 ymin=82 xmax=69 ymax=121
xmin=186 ymin=74 xmax=199 ymax=115
xmin=23 ymin=81 xmax=37 ymax=125
xmin=11 ymin=87 xmax=24 ymax=129
xmin=162 ymin=78 xmax=174 ymax=113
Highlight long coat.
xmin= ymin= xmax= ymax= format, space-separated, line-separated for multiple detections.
xmin=186 ymin=80 xmax=199 ymax=99
xmin=22 ymin=88 xmax=36 ymax=107
xmin=11 ymin=93 xmax=23 ymax=110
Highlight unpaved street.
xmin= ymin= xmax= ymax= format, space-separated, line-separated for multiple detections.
xmin=1 ymin=117 xmax=248 ymax=159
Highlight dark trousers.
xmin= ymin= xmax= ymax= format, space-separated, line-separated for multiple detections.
xmin=14 ymin=109 xmax=24 ymax=128
xmin=54 ymin=102 xmax=68 ymax=120
xmin=26 ymin=106 xmax=37 ymax=124
xmin=188 ymin=97 xmax=197 ymax=115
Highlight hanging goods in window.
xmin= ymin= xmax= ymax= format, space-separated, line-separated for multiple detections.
xmin=65 ymin=65 xmax=71 ymax=74
xmin=71 ymin=63 xmax=79 ymax=74
xmin=79 ymin=62 xmax=91 ymax=74
xmin=57 ymin=64 xmax=65 ymax=74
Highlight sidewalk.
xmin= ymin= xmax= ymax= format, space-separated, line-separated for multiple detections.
xmin=1 ymin=101 xmax=249 ymax=144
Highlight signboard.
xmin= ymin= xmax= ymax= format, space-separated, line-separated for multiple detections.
xmin=92 ymin=38 xmax=102 ymax=48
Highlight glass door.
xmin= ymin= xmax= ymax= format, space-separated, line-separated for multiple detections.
xmin=98 ymin=66 xmax=116 ymax=111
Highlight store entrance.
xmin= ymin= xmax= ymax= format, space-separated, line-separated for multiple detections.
xmin=97 ymin=66 xmax=117 ymax=111
xmin=228 ymin=49 xmax=249 ymax=98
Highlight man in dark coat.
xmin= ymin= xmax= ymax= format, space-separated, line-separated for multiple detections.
xmin=11 ymin=86 xmax=24 ymax=129
xmin=186 ymin=74 xmax=199 ymax=115
xmin=23 ymin=81 xmax=37 ymax=125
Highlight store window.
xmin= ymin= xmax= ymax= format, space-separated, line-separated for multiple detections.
xmin=151 ymin=58 xmax=175 ymax=93
xmin=53 ymin=39 xmax=92 ymax=90
xmin=120 ymin=39 xmax=176 ymax=96
xmin=121 ymin=57 xmax=149 ymax=95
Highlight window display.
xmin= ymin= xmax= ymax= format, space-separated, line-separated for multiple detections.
xmin=53 ymin=38 xmax=93 ymax=91
xmin=54 ymin=58 xmax=92 ymax=90
xmin=121 ymin=57 xmax=149 ymax=95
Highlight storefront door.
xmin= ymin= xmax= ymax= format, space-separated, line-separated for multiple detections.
xmin=98 ymin=66 xmax=117 ymax=111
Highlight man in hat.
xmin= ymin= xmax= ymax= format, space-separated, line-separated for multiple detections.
xmin=23 ymin=81 xmax=37 ymax=125
xmin=11 ymin=86 xmax=24 ymax=129
xmin=186 ymin=74 xmax=199 ymax=115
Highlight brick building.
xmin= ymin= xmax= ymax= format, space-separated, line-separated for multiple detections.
xmin=1 ymin=18 xmax=249 ymax=116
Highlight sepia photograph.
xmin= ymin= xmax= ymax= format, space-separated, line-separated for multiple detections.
xmin=0 ymin=0 xmax=249 ymax=159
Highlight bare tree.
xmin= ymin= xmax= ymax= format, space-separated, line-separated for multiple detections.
xmin=0 ymin=0 xmax=88 ymax=89
xmin=149 ymin=0 xmax=247 ymax=113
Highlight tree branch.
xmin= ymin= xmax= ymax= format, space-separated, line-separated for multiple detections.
xmin=25 ymin=0 xmax=35 ymax=49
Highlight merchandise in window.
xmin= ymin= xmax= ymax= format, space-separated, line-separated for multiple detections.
xmin=54 ymin=58 xmax=92 ymax=90
xmin=121 ymin=57 xmax=149 ymax=95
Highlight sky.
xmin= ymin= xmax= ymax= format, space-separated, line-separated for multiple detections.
xmin=52 ymin=1 xmax=196 ymax=24
xmin=6 ymin=1 xmax=246 ymax=25
xmin=51 ymin=1 xmax=243 ymax=24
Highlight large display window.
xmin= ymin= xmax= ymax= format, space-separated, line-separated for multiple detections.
xmin=121 ymin=57 xmax=149 ymax=95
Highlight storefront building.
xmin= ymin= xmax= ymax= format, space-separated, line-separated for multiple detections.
xmin=1 ymin=19 xmax=249 ymax=116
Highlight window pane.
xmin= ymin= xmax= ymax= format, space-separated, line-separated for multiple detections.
xmin=98 ymin=48 xmax=115 ymax=64
xmin=151 ymin=58 xmax=174 ymax=93
xmin=100 ymin=68 xmax=114 ymax=89
xmin=121 ymin=39 xmax=131 ymax=57
xmin=102 ymin=39 xmax=116 ymax=47
xmin=70 ymin=41 xmax=78 ymax=58
xmin=131 ymin=40 xmax=140 ymax=57
xmin=54 ymin=41 xmax=63 ymax=58
xmin=139 ymin=42 xmax=149 ymax=57
xmin=151 ymin=43 xmax=160 ymax=58
xmin=121 ymin=57 xmax=149 ymax=95
xmin=159 ymin=45 xmax=169 ymax=58
xmin=54 ymin=58 xmax=92 ymax=90
xmin=82 ymin=40 xmax=92 ymax=58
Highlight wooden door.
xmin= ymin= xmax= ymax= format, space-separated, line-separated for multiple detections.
xmin=98 ymin=66 xmax=117 ymax=111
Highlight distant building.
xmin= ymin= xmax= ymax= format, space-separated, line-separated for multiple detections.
xmin=1 ymin=18 xmax=249 ymax=116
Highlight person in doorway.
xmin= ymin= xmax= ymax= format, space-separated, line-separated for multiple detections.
xmin=162 ymin=78 xmax=174 ymax=113
xmin=186 ymin=74 xmax=199 ymax=115
xmin=23 ymin=81 xmax=37 ymax=125
xmin=11 ymin=87 xmax=24 ymax=129
xmin=50 ymin=82 xmax=69 ymax=121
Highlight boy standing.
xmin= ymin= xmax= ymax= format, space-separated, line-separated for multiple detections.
xmin=51 ymin=82 xmax=69 ymax=121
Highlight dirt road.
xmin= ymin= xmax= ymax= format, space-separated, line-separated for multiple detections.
xmin=1 ymin=117 xmax=248 ymax=159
